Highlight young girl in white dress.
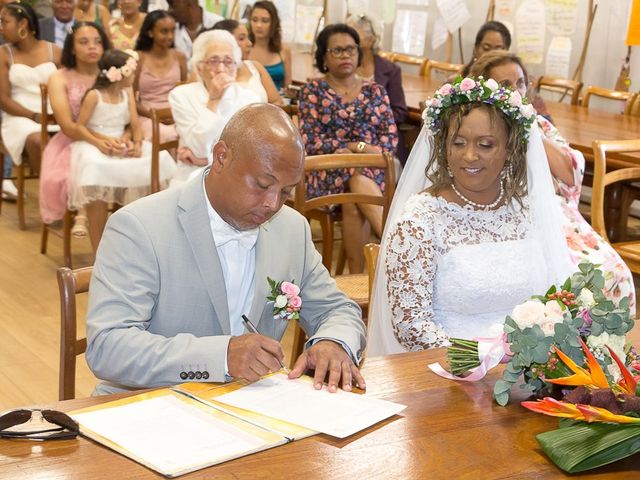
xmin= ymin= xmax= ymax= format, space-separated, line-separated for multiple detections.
xmin=69 ymin=49 xmax=176 ymax=251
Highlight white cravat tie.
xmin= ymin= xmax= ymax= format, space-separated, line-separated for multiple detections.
xmin=206 ymin=186 xmax=259 ymax=335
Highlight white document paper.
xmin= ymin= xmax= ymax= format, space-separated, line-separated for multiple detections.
xmin=392 ymin=9 xmax=428 ymax=56
xmin=72 ymin=395 xmax=273 ymax=474
xmin=431 ymin=14 xmax=450 ymax=50
xmin=516 ymin=0 xmax=546 ymax=64
xmin=436 ymin=0 xmax=471 ymax=33
xmin=545 ymin=36 xmax=572 ymax=78
xmin=215 ymin=373 xmax=406 ymax=439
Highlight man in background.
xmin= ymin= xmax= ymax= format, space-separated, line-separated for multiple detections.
xmin=39 ymin=0 xmax=75 ymax=48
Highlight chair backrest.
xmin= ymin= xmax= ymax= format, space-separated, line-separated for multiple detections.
xmin=150 ymin=107 xmax=179 ymax=193
xmin=40 ymin=83 xmax=58 ymax=154
xmin=57 ymin=266 xmax=92 ymax=400
xmin=581 ymin=85 xmax=636 ymax=111
xmin=591 ymin=139 xmax=640 ymax=243
xmin=378 ymin=51 xmax=395 ymax=61
xmin=536 ymin=76 xmax=583 ymax=106
xmin=363 ymin=242 xmax=380 ymax=304
xmin=392 ymin=53 xmax=428 ymax=76
xmin=424 ymin=59 xmax=463 ymax=80
xmin=280 ymin=103 xmax=300 ymax=128
xmin=294 ymin=152 xmax=396 ymax=226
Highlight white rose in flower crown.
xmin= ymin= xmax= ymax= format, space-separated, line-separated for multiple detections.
xmin=485 ymin=78 xmax=499 ymax=91
xmin=511 ymin=300 xmax=545 ymax=330
xmin=520 ymin=104 xmax=536 ymax=119
xmin=274 ymin=295 xmax=288 ymax=308
xmin=509 ymin=90 xmax=522 ymax=106
xmin=576 ymin=288 xmax=596 ymax=308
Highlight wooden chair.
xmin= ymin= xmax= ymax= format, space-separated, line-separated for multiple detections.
xmin=581 ymin=86 xmax=636 ymax=112
xmin=391 ymin=54 xmax=428 ymax=76
xmin=294 ymin=152 xmax=396 ymax=273
xmin=378 ymin=51 xmax=395 ymax=61
xmin=0 ymin=85 xmax=50 ymax=229
xmin=424 ymin=59 xmax=463 ymax=80
xmin=57 ymin=265 xmax=92 ymax=400
xmin=591 ymin=139 xmax=640 ymax=272
xmin=536 ymin=76 xmax=583 ymax=105
xmin=150 ymin=107 xmax=179 ymax=194
xmin=363 ymin=242 xmax=380 ymax=303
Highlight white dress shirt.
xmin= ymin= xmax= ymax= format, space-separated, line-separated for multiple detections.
xmin=54 ymin=17 xmax=74 ymax=48
xmin=204 ymin=180 xmax=259 ymax=336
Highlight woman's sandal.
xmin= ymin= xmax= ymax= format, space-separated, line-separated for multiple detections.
xmin=71 ymin=215 xmax=89 ymax=238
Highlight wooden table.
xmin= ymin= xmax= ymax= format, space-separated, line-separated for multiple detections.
xmin=2 ymin=340 xmax=639 ymax=479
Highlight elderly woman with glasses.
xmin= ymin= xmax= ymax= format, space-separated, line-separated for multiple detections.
xmin=168 ymin=29 xmax=262 ymax=184
xmin=298 ymin=23 xmax=398 ymax=273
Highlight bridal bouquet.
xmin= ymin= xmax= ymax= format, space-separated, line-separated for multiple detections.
xmin=444 ymin=262 xmax=635 ymax=405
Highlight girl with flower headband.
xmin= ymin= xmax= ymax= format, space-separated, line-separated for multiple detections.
xmin=367 ymin=76 xmax=575 ymax=356
xmin=68 ymin=48 xmax=176 ymax=251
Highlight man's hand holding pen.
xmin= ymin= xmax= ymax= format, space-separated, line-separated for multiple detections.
xmin=227 ymin=333 xmax=286 ymax=382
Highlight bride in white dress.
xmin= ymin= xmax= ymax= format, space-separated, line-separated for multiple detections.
xmin=367 ymin=76 xmax=575 ymax=356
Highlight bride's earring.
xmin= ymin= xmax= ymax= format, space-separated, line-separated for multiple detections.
xmin=447 ymin=166 xmax=454 ymax=178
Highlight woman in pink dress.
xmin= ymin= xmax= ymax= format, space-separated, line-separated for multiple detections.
xmin=39 ymin=22 xmax=112 ymax=228
xmin=133 ymin=10 xmax=186 ymax=143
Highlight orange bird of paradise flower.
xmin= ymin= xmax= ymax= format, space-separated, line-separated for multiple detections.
xmin=521 ymin=337 xmax=640 ymax=424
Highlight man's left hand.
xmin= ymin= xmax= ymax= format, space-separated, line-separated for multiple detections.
xmin=288 ymin=340 xmax=366 ymax=393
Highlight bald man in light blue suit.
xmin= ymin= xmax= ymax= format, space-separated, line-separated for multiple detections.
xmin=86 ymin=104 xmax=367 ymax=395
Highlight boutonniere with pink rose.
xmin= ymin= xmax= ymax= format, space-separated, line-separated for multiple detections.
xmin=267 ymin=277 xmax=302 ymax=321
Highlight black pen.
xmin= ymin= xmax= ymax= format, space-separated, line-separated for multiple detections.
xmin=242 ymin=314 xmax=289 ymax=373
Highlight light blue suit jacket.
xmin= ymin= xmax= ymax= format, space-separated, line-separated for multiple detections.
xmin=86 ymin=171 xmax=365 ymax=394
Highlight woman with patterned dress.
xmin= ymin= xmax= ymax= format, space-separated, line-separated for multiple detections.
xmin=109 ymin=0 xmax=144 ymax=50
xmin=470 ymin=50 xmax=635 ymax=312
xmin=39 ymin=22 xmax=110 ymax=232
xmin=298 ymin=23 xmax=398 ymax=273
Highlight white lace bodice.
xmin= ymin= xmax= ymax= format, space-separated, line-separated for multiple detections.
xmin=384 ymin=192 xmax=550 ymax=351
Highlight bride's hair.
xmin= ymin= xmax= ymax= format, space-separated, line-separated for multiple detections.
xmin=426 ymin=102 xmax=528 ymax=206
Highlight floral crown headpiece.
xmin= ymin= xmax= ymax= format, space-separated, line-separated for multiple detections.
xmin=422 ymin=76 xmax=537 ymax=143
xmin=101 ymin=50 xmax=139 ymax=83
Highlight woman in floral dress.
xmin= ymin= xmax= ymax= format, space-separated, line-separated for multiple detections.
xmin=298 ymin=23 xmax=398 ymax=273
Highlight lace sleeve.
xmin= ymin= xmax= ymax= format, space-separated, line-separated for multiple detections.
xmin=384 ymin=216 xmax=449 ymax=351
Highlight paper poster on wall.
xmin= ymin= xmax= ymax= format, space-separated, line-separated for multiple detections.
xmin=347 ymin=0 xmax=370 ymax=15
xmin=546 ymin=0 xmax=577 ymax=36
xmin=294 ymin=5 xmax=324 ymax=45
xmin=495 ymin=0 xmax=516 ymax=20
xmin=431 ymin=15 xmax=449 ymax=50
xmin=545 ymin=36 xmax=572 ymax=78
xmin=516 ymin=0 xmax=546 ymax=64
xmin=273 ymin=0 xmax=296 ymax=43
xmin=436 ymin=0 xmax=470 ymax=33
xmin=392 ymin=9 xmax=428 ymax=56
xmin=397 ymin=0 xmax=428 ymax=6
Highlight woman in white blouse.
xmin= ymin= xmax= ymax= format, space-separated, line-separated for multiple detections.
xmin=168 ymin=30 xmax=262 ymax=184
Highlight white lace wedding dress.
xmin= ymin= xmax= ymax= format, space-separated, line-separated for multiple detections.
xmin=384 ymin=191 xmax=550 ymax=351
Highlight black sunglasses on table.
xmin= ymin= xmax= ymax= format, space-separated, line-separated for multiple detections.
xmin=0 ymin=409 xmax=79 ymax=440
